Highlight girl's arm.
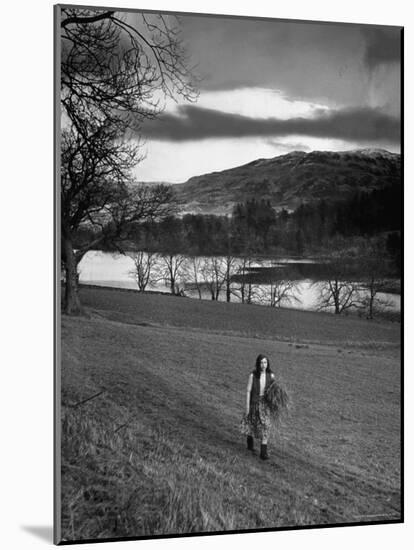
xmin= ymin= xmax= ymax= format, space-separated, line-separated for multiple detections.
xmin=246 ymin=373 xmax=253 ymax=415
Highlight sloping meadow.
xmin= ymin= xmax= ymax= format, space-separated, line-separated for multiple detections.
xmin=60 ymin=288 xmax=401 ymax=541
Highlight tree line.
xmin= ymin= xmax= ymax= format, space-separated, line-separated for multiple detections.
xmin=121 ymin=235 xmax=398 ymax=320
xmin=125 ymin=251 xmax=300 ymax=308
xmin=75 ymin=188 xmax=401 ymax=277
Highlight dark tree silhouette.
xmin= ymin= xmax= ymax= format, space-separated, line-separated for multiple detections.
xmin=314 ymin=246 xmax=362 ymax=315
xmin=159 ymin=253 xmax=187 ymax=295
xmin=128 ymin=250 xmax=160 ymax=292
xmin=59 ymin=7 xmax=197 ymax=314
xmin=61 ymin=122 xmax=175 ymax=313
xmin=60 ymin=7 xmax=197 ymax=135
xmin=359 ymin=240 xmax=395 ymax=319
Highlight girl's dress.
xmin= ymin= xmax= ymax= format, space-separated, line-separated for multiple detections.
xmin=240 ymin=370 xmax=275 ymax=440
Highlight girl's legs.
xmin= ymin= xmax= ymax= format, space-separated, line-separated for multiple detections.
xmin=246 ymin=425 xmax=254 ymax=450
xmin=245 ymin=413 xmax=254 ymax=450
xmin=260 ymin=436 xmax=269 ymax=460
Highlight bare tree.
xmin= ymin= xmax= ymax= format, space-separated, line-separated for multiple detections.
xmin=265 ymin=279 xmax=300 ymax=308
xmin=358 ymin=240 xmax=396 ymax=319
xmin=314 ymin=253 xmax=362 ymax=315
xmin=188 ymin=256 xmax=205 ymax=299
xmin=159 ymin=254 xmax=187 ymax=295
xmin=360 ymin=281 xmax=394 ymax=320
xmin=61 ymin=123 xmax=175 ymax=313
xmin=60 ymin=8 xmax=197 ymax=135
xmin=223 ymin=254 xmax=237 ymax=303
xmin=232 ymin=256 xmax=260 ymax=304
xmin=59 ymin=7 xmax=197 ymax=314
xmin=201 ymin=257 xmax=227 ymax=301
xmin=316 ymin=279 xmax=362 ymax=314
xmin=128 ymin=251 xmax=160 ymax=292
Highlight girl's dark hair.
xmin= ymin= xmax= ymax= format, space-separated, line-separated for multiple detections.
xmin=253 ymin=354 xmax=273 ymax=377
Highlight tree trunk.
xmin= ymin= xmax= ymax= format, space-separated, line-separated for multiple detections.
xmin=333 ymin=280 xmax=340 ymax=314
xmin=367 ymin=281 xmax=375 ymax=319
xmin=334 ymin=294 xmax=341 ymax=314
xmin=63 ymin=237 xmax=83 ymax=315
xmin=270 ymin=286 xmax=276 ymax=307
xmin=247 ymin=284 xmax=252 ymax=304
xmin=226 ymin=263 xmax=231 ymax=302
xmin=240 ymin=283 xmax=245 ymax=304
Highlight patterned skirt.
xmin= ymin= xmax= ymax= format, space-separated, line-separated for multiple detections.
xmin=240 ymin=397 xmax=271 ymax=440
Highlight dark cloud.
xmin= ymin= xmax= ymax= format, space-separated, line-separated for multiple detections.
xmin=362 ymin=26 xmax=402 ymax=70
xmin=178 ymin=16 xmax=401 ymax=117
xmin=181 ymin=16 xmax=366 ymax=101
xmin=141 ymin=105 xmax=400 ymax=144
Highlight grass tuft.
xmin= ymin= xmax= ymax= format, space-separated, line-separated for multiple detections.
xmin=62 ymin=398 xmax=240 ymax=540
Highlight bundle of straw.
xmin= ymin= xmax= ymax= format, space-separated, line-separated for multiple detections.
xmin=264 ymin=380 xmax=290 ymax=419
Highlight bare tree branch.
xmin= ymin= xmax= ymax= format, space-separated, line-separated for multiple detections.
xmin=59 ymin=7 xmax=197 ymax=314
xmin=61 ymin=11 xmax=115 ymax=28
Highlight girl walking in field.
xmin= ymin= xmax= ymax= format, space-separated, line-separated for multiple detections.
xmin=241 ymin=354 xmax=289 ymax=461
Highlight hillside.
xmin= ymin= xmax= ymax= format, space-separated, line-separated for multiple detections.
xmin=60 ymin=287 xmax=401 ymax=541
xmin=173 ymin=149 xmax=401 ymax=215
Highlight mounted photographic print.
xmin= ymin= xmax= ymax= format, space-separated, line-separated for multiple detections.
xmin=54 ymin=3 xmax=403 ymax=544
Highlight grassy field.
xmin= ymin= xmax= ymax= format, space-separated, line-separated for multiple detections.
xmin=60 ymin=286 xmax=401 ymax=542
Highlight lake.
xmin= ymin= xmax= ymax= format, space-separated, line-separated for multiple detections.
xmin=78 ymin=250 xmax=400 ymax=314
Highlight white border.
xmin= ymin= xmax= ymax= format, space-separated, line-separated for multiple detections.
xmin=1 ymin=1 xmax=411 ymax=548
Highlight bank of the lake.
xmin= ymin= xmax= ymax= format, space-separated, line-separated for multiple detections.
xmin=77 ymin=250 xmax=401 ymax=317
xmin=77 ymin=285 xmax=401 ymax=345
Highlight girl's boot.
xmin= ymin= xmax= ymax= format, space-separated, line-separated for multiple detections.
xmin=260 ymin=443 xmax=269 ymax=460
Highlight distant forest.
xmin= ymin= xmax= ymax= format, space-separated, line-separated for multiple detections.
xmin=75 ymin=183 xmax=402 ymax=277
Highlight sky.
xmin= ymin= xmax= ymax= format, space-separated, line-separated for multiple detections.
xmin=132 ymin=13 xmax=401 ymax=182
